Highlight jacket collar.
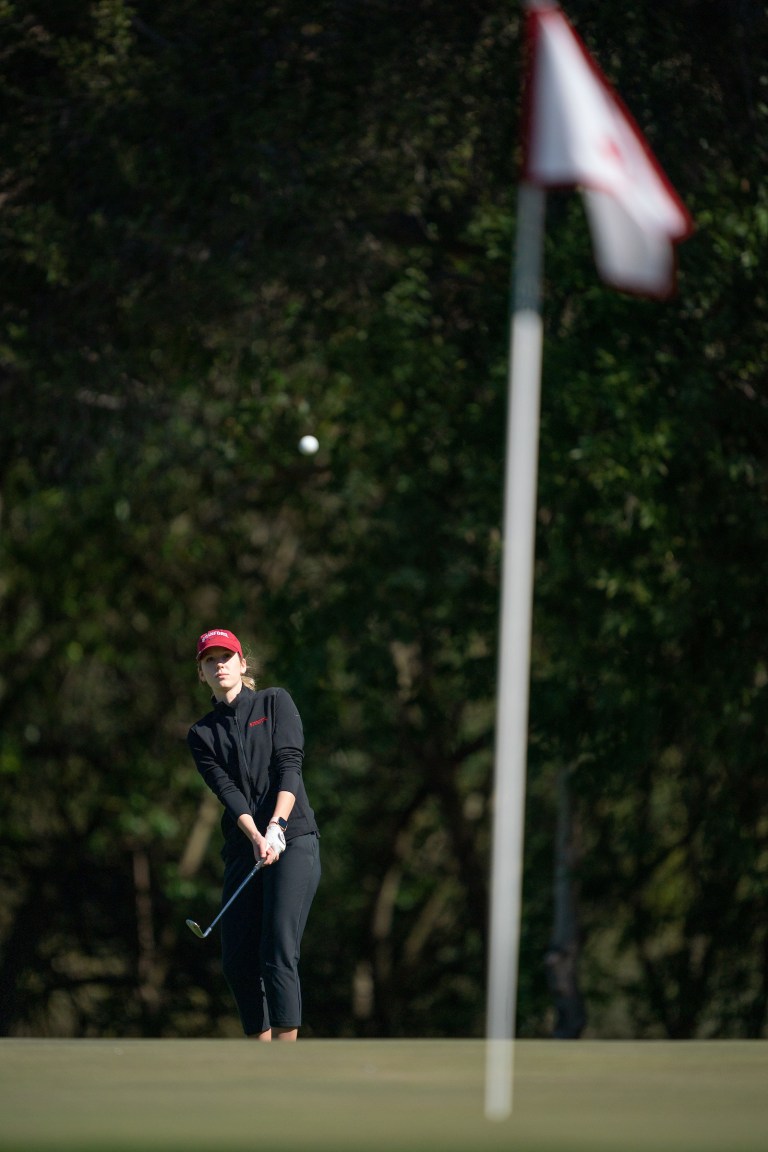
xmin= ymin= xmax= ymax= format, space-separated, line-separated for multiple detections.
xmin=214 ymin=685 xmax=254 ymax=715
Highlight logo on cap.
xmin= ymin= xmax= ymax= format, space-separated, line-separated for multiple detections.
xmin=196 ymin=629 xmax=243 ymax=660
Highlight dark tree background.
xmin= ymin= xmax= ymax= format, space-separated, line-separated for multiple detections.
xmin=1 ymin=0 xmax=767 ymax=1039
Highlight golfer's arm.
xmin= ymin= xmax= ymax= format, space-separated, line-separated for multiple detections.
xmin=236 ymin=794 xmax=295 ymax=842
xmin=237 ymin=812 xmax=261 ymax=845
xmin=270 ymin=790 xmax=296 ymax=826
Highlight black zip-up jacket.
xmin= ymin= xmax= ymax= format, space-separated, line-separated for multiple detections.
xmin=187 ymin=686 xmax=319 ymax=851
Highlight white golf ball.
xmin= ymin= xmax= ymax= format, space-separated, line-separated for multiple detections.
xmin=298 ymin=435 xmax=319 ymax=455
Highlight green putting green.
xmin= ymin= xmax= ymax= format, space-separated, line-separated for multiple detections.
xmin=1 ymin=1039 xmax=765 ymax=1151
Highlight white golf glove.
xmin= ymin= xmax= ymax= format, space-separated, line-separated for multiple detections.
xmin=265 ymin=823 xmax=286 ymax=857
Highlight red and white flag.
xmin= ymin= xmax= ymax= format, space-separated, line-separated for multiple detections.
xmin=523 ymin=4 xmax=694 ymax=297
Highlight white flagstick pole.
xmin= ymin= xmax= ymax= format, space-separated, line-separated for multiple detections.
xmin=485 ymin=179 xmax=546 ymax=1120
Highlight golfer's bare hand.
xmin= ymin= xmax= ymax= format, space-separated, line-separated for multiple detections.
xmin=254 ymin=834 xmax=279 ymax=867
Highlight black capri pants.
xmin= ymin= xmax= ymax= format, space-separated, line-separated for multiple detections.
xmin=220 ymin=832 xmax=321 ymax=1035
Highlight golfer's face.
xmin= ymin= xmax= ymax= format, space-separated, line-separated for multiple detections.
xmin=199 ymin=647 xmax=245 ymax=700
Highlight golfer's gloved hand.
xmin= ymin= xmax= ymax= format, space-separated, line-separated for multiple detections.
xmin=265 ymin=823 xmax=286 ymax=857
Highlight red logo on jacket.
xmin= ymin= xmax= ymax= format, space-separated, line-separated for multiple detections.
xmin=249 ymin=718 xmax=267 ymax=727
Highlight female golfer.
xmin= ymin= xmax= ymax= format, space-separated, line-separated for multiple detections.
xmin=187 ymin=628 xmax=321 ymax=1040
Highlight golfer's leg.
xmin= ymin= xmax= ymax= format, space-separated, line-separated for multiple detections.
xmin=261 ymin=833 xmax=321 ymax=1034
xmin=220 ymin=853 xmax=270 ymax=1037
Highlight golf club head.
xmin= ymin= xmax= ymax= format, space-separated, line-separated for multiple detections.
xmin=185 ymin=918 xmax=208 ymax=939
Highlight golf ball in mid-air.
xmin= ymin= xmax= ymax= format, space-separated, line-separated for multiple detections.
xmin=298 ymin=435 xmax=319 ymax=455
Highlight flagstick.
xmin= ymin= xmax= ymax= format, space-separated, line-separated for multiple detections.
xmin=485 ymin=180 xmax=546 ymax=1121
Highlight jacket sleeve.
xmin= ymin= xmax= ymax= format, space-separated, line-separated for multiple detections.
xmin=187 ymin=726 xmax=251 ymax=824
xmin=272 ymin=689 xmax=305 ymax=796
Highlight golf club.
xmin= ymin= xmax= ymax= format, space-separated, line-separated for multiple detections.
xmin=186 ymin=859 xmax=264 ymax=939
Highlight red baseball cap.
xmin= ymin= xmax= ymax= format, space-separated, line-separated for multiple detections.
xmin=196 ymin=629 xmax=243 ymax=660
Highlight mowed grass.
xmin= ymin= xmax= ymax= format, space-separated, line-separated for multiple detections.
xmin=1 ymin=1039 xmax=766 ymax=1152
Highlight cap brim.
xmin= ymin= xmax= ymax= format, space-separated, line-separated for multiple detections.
xmin=197 ymin=644 xmax=240 ymax=661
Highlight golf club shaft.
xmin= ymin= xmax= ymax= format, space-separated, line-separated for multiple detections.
xmin=192 ymin=858 xmax=264 ymax=938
